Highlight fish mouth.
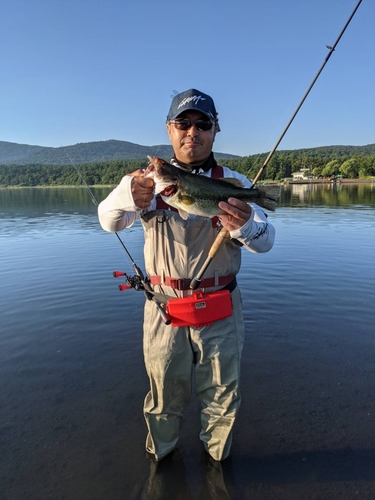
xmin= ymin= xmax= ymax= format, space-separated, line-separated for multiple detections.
xmin=160 ymin=185 xmax=177 ymax=197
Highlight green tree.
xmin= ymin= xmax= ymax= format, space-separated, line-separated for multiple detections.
xmin=339 ymin=158 xmax=358 ymax=178
xmin=311 ymin=166 xmax=323 ymax=177
xmin=321 ymin=159 xmax=341 ymax=177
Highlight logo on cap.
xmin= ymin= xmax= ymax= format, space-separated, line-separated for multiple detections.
xmin=177 ymin=95 xmax=206 ymax=110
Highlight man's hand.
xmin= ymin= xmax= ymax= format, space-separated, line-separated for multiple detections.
xmin=127 ymin=169 xmax=155 ymax=209
xmin=218 ymin=198 xmax=251 ymax=231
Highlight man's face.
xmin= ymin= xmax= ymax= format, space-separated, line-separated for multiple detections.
xmin=166 ymin=110 xmax=217 ymax=165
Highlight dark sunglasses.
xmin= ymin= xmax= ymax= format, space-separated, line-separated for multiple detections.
xmin=169 ymin=118 xmax=214 ymax=131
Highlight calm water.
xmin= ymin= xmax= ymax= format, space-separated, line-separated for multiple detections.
xmin=1 ymin=184 xmax=374 ymax=500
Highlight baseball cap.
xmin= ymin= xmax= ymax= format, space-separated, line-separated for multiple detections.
xmin=167 ymin=89 xmax=220 ymax=131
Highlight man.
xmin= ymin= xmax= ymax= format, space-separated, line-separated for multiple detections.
xmin=98 ymin=88 xmax=275 ymax=462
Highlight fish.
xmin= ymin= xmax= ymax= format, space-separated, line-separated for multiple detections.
xmin=145 ymin=156 xmax=280 ymax=220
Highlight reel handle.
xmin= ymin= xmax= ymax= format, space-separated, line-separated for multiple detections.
xmin=113 ymin=270 xmax=126 ymax=278
xmin=119 ymin=284 xmax=132 ymax=291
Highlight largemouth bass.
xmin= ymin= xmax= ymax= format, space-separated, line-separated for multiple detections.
xmin=145 ymin=156 xmax=280 ymax=220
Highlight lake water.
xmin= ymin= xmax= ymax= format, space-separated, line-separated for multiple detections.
xmin=1 ymin=183 xmax=374 ymax=500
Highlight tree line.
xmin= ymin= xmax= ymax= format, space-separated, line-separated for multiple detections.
xmin=223 ymin=147 xmax=375 ymax=180
xmin=0 ymin=146 xmax=374 ymax=186
xmin=0 ymin=159 xmax=147 ymax=187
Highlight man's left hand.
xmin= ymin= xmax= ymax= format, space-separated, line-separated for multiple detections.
xmin=218 ymin=198 xmax=251 ymax=232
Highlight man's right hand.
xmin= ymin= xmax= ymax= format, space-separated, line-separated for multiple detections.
xmin=127 ymin=169 xmax=155 ymax=209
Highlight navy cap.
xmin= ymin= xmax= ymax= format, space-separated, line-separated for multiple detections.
xmin=167 ymin=89 xmax=220 ymax=130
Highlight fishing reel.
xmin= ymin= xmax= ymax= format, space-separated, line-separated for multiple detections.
xmin=113 ymin=270 xmax=171 ymax=325
xmin=113 ymin=271 xmax=147 ymax=292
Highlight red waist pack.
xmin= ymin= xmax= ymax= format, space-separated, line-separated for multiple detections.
xmin=166 ymin=290 xmax=233 ymax=328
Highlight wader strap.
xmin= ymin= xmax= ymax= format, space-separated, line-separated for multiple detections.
xmin=211 ymin=165 xmax=224 ymax=178
xmin=149 ymin=274 xmax=236 ymax=292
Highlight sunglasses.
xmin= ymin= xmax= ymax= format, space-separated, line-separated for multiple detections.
xmin=169 ymin=119 xmax=214 ymax=132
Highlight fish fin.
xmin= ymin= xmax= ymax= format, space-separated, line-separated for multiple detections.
xmin=218 ymin=178 xmax=245 ymax=188
xmin=178 ymin=208 xmax=190 ymax=220
xmin=180 ymin=195 xmax=195 ymax=206
xmin=256 ymin=185 xmax=281 ymax=211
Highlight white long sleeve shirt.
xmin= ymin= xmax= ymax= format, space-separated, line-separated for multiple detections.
xmin=98 ymin=166 xmax=275 ymax=254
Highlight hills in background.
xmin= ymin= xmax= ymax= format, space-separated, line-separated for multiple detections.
xmin=0 ymin=140 xmax=240 ymax=165
xmin=1 ymin=139 xmax=374 ymax=168
xmin=1 ymin=140 xmax=374 ymax=186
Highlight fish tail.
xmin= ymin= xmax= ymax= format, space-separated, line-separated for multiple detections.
xmin=256 ymin=185 xmax=281 ymax=211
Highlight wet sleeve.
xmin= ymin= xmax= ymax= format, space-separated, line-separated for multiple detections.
xmin=229 ymin=205 xmax=275 ymax=253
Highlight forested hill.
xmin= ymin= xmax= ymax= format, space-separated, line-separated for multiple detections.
xmin=224 ymin=143 xmax=375 ymax=181
xmin=0 ymin=141 xmax=374 ymax=186
xmin=0 ymin=140 xmax=239 ymax=165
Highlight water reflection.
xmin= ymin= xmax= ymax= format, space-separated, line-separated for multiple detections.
xmin=0 ymin=186 xmax=110 ymax=217
xmin=1 ymin=183 xmax=374 ymax=221
xmin=0 ymin=187 xmax=125 ymax=235
xmin=281 ymin=182 xmax=375 ymax=207
xmin=138 ymin=451 xmax=233 ymax=500
xmin=139 ymin=451 xmax=192 ymax=500
xmin=1 ymin=183 xmax=374 ymax=500
xmin=199 ymin=456 xmax=234 ymax=500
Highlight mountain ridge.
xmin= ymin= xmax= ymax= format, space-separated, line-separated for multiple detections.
xmin=0 ymin=139 xmax=240 ymax=165
xmin=1 ymin=139 xmax=374 ymax=167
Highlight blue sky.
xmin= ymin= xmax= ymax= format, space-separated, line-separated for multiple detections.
xmin=1 ymin=0 xmax=374 ymax=157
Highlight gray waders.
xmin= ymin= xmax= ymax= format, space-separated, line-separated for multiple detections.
xmin=141 ymin=210 xmax=245 ymax=461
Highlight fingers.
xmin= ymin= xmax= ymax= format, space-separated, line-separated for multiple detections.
xmin=134 ymin=175 xmax=154 ymax=189
xmin=126 ymin=169 xmax=146 ymax=177
xmin=131 ymin=172 xmax=155 ymax=209
xmin=218 ymin=198 xmax=251 ymax=231
xmin=218 ymin=198 xmax=251 ymax=218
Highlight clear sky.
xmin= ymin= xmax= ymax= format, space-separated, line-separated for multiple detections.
xmin=2 ymin=0 xmax=374 ymax=157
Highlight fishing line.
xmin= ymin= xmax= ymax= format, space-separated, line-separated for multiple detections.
xmin=249 ymin=0 xmax=363 ymax=186
xmin=190 ymin=0 xmax=364 ymax=289
xmin=63 ymin=147 xmax=142 ymax=270
xmin=63 ymin=147 xmax=171 ymax=324
xmin=139 ymin=107 xmax=173 ymax=208
xmin=63 ymin=0 xmax=363 ymax=310
xmin=326 ymin=0 xmax=360 ymax=48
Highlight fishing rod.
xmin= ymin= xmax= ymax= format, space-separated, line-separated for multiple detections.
xmin=189 ymin=0 xmax=363 ymax=291
xmin=64 ymin=148 xmax=171 ymax=324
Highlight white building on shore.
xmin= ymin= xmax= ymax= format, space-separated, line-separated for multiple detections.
xmin=292 ymin=167 xmax=311 ymax=180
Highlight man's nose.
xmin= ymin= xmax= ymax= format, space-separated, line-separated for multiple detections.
xmin=187 ymin=123 xmax=199 ymax=136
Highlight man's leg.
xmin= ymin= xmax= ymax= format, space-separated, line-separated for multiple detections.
xmin=192 ymin=288 xmax=245 ymax=461
xmin=143 ymin=300 xmax=194 ymax=461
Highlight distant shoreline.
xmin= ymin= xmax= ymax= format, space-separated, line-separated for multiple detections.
xmin=0 ymin=184 xmax=115 ymax=189
xmin=286 ymin=178 xmax=374 ymax=185
xmin=0 ymin=179 xmax=374 ymax=189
